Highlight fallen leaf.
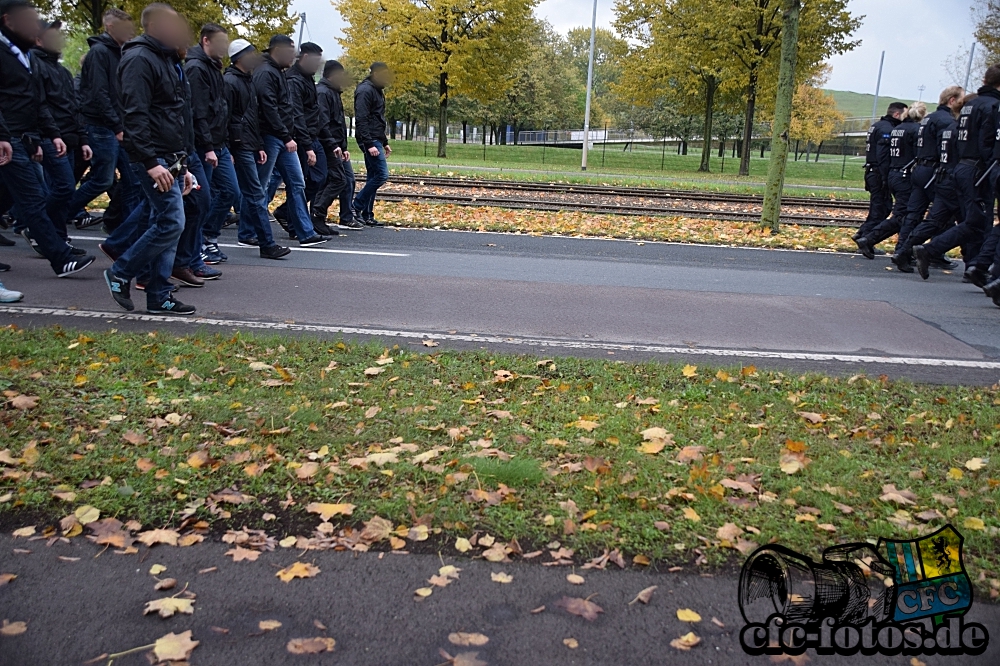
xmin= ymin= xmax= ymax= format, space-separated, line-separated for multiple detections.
xmin=681 ymin=365 xmax=698 ymax=378
xmin=637 ymin=440 xmax=666 ymax=455
xmin=490 ymin=572 xmax=513 ymax=584
xmin=682 ymin=507 xmax=700 ymax=522
xmin=144 ymin=597 xmax=195 ymax=618
xmin=455 ymin=537 xmax=472 ymax=553
xmin=422 ymin=340 xmax=440 ymax=347
xmin=0 ymin=574 xmax=15 ymax=587
xmin=137 ymin=529 xmax=180 ymax=547
xmin=677 ymin=608 xmax=702 ymax=622
xmin=153 ymin=631 xmax=199 ymax=661
xmin=0 ymin=620 xmax=27 ymax=636
xmin=965 ymin=457 xmax=986 ymax=471
xmin=276 ymin=561 xmax=320 ymax=582
xmin=629 ymin=586 xmax=657 ymax=605
xmin=154 ymin=578 xmax=176 ymax=591
xmin=448 ymin=632 xmax=489 ymax=647
xmin=74 ymin=505 xmax=100 ymax=525
xmin=563 ymin=637 xmax=579 ymax=649
xmin=305 ymin=502 xmax=355 ymax=521
xmin=148 ymin=564 xmax=167 ymax=575
xmin=566 ymin=574 xmax=585 ymax=585
xmin=226 ymin=546 xmax=261 ymax=562
xmin=439 ymin=649 xmax=488 ymax=666
xmin=963 ymin=517 xmax=986 ymax=531
xmin=286 ymin=636 xmax=336 ymax=655
xmin=259 ymin=620 xmax=282 ymax=631
xmin=11 ymin=526 xmax=35 ymax=538
xmin=556 ymin=596 xmax=604 ymax=621
xmin=716 ymin=523 xmax=743 ymax=541
xmin=670 ymin=631 xmax=701 ymax=651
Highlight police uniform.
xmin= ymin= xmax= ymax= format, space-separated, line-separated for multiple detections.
xmin=858 ymin=114 xmax=901 ymax=238
xmin=971 ymin=103 xmax=1000 ymax=292
xmin=857 ymin=117 xmax=920 ymax=256
xmin=920 ymin=86 xmax=1000 ymax=270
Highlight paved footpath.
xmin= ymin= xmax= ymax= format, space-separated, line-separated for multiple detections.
xmin=1 ymin=536 xmax=997 ymax=665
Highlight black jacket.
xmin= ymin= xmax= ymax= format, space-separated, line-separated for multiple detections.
xmin=957 ymin=86 xmax=1000 ymax=164
xmin=119 ymin=35 xmax=189 ymax=169
xmin=888 ymin=120 xmax=919 ymax=169
xmin=223 ymin=64 xmax=262 ymax=153
xmin=865 ymin=115 xmax=900 ymax=176
xmin=0 ymin=32 xmax=60 ymax=143
xmin=938 ymin=121 xmax=959 ymax=169
xmin=915 ymin=105 xmax=954 ymax=163
xmin=317 ymin=78 xmax=348 ymax=152
xmin=286 ymin=63 xmax=329 ymax=147
xmin=79 ymin=32 xmax=124 ymax=133
xmin=31 ymin=47 xmax=83 ymax=148
xmin=354 ymin=77 xmax=387 ymax=150
xmin=184 ymin=45 xmax=228 ymax=154
xmin=253 ymin=54 xmax=295 ymax=143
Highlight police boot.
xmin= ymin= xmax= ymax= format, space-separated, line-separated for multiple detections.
xmin=983 ymin=277 xmax=1000 ymax=300
xmin=912 ymin=245 xmax=931 ymax=280
xmin=854 ymin=236 xmax=875 ymax=260
xmin=964 ymin=265 xmax=989 ymax=288
xmin=891 ymin=252 xmax=914 ymax=273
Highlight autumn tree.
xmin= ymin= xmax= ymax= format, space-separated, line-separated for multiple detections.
xmin=561 ymin=27 xmax=628 ymax=124
xmin=335 ymin=0 xmax=538 ymax=158
xmin=973 ymin=0 xmax=1000 ymax=62
xmin=789 ymin=83 xmax=844 ymax=161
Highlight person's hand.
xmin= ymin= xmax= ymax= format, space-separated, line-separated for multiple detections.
xmin=367 ymin=146 xmax=380 ymax=157
xmin=306 ymin=149 xmax=316 ymax=167
xmin=148 ymin=164 xmax=174 ymax=192
xmin=384 ymin=144 xmax=392 ymax=156
xmin=82 ymin=144 xmax=93 ymax=161
xmin=115 ymin=132 xmax=123 ymax=142
xmin=0 ymin=141 xmax=11 ymax=166
xmin=333 ymin=147 xmax=343 ymax=160
xmin=204 ymin=150 xmax=218 ymax=168
xmin=343 ymin=150 xmax=350 ymax=162
xmin=32 ymin=146 xmax=43 ymax=163
xmin=257 ymin=150 xmax=267 ymax=165
xmin=53 ymin=138 xmax=67 ymax=157
xmin=285 ymin=140 xmax=297 ymax=153
xmin=182 ymin=172 xmax=195 ymax=196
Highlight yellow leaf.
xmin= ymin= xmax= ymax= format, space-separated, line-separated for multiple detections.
xmin=276 ymin=561 xmax=320 ymax=582
xmin=681 ymin=365 xmax=698 ymax=378
xmin=682 ymin=507 xmax=700 ymax=522
xmin=491 ymin=571 xmax=513 ymax=584
xmin=947 ymin=468 xmax=964 ymax=480
xmin=963 ymin=517 xmax=986 ymax=531
xmin=149 ymin=564 xmax=167 ymax=575
xmin=670 ymin=631 xmax=701 ymax=650
xmin=964 ymin=458 xmax=986 ymax=471
xmin=566 ymin=574 xmax=585 ymax=585
xmin=153 ymin=631 xmax=199 ymax=661
xmin=74 ymin=505 xmax=100 ymax=525
xmin=279 ymin=536 xmax=297 ymax=548
xmin=414 ymin=587 xmax=433 ymax=598
xmin=259 ymin=620 xmax=282 ymax=631
xmin=677 ymin=608 xmax=702 ymax=622
xmin=637 ymin=440 xmax=666 ymax=455
xmin=563 ymin=637 xmax=579 ymax=649
xmin=454 ymin=537 xmax=472 ymax=553
xmin=305 ymin=502 xmax=355 ymax=521
xmin=143 ymin=597 xmax=195 ymax=618
xmin=448 ymin=632 xmax=489 ymax=647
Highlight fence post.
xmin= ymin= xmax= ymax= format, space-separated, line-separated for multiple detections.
xmin=542 ymin=126 xmax=548 ymax=165
xmin=841 ymin=133 xmax=848 ymax=179
xmin=601 ymin=122 xmax=608 ymax=168
xmin=661 ymin=130 xmax=667 ymax=170
xmin=423 ymin=116 xmax=428 ymax=157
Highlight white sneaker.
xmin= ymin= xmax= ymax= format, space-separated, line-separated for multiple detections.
xmin=0 ymin=282 xmax=23 ymax=303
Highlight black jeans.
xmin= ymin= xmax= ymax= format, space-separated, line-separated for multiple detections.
xmin=312 ymin=152 xmax=356 ymax=222
xmin=894 ymin=164 xmax=936 ymax=255
xmin=899 ymin=170 xmax=961 ymax=257
xmin=927 ymin=161 xmax=992 ymax=264
xmin=859 ymin=168 xmax=892 ymax=237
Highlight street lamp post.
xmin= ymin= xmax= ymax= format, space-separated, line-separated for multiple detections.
xmin=581 ymin=0 xmax=598 ymax=171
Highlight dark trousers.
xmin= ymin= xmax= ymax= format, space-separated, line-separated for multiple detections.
xmin=312 ymin=152 xmax=356 ymax=222
xmin=867 ymin=170 xmax=912 ymax=245
xmin=859 ymin=168 xmax=892 ymax=237
xmin=900 ymin=170 xmax=961 ymax=257
xmin=973 ymin=171 xmax=1000 ymax=277
xmin=927 ymin=161 xmax=992 ymax=264
xmin=0 ymin=142 xmax=74 ymax=273
xmin=893 ymin=164 xmax=936 ymax=255
xmin=202 ymin=146 xmax=239 ymax=240
xmin=40 ymin=139 xmax=76 ymax=241
xmin=69 ymin=125 xmax=140 ymax=221
xmin=175 ymin=153 xmax=210 ymax=271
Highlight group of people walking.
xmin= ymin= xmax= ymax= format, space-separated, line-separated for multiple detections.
xmin=0 ymin=0 xmax=393 ymax=313
xmin=856 ymin=72 xmax=1000 ymax=308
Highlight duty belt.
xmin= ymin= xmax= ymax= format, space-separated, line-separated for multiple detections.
xmin=915 ymin=158 xmax=937 ymax=166
xmin=959 ymin=158 xmax=981 ymax=166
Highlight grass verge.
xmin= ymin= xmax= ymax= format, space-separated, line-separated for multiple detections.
xmin=1 ymin=327 xmax=998 ymax=593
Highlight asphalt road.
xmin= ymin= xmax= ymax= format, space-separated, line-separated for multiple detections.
xmin=1 ymin=223 xmax=999 ymax=384
xmin=1 ymin=536 xmax=997 ymax=665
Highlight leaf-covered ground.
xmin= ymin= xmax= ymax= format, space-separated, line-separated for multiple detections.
xmin=373 ymin=201 xmax=862 ymax=252
xmin=1 ymin=327 xmax=998 ymax=594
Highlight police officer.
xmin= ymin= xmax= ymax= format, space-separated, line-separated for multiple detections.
xmin=976 ymin=100 xmax=1000 ymax=305
xmin=914 ymin=67 xmax=1000 ymax=282
xmin=856 ymin=103 xmax=925 ymax=259
xmin=898 ymin=93 xmax=969 ymax=278
xmin=857 ymin=102 xmax=907 ymax=243
xmin=890 ymin=87 xmax=964 ymax=272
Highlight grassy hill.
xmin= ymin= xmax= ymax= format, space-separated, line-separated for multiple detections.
xmin=825 ymin=89 xmax=913 ymax=119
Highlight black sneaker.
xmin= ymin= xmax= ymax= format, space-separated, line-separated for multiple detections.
xmin=964 ymin=266 xmax=989 ymax=288
xmin=68 ymin=243 xmax=87 ymax=256
xmin=338 ymin=218 xmax=365 ymax=230
xmin=20 ymin=229 xmax=44 ymax=256
xmin=312 ymin=220 xmax=340 ymax=236
xmin=984 ymin=278 xmax=1000 ymax=299
xmin=260 ymin=244 xmax=292 ymax=259
xmin=57 ymin=255 xmax=96 ymax=278
xmin=74 ymin=212 xmax=100 ymax=229
xmin=0 ymin=232 xmax=14 ymax=247
xmin=147 ymin=296 xmax=196 ymax=316
xmin=299 ymin=236 xmax=329 ymax=247
xmin=0 ymin=262 xmax=9 ymax=272
xmin=237 ymin=238 xmax=260 ymax=248
xmin=224 ymin=212 xmax=239 ymax=228
xmin=364 ymin=218 xmax=385 ymax=228
xmin=103 ymin=268 xmax=134 ymax=311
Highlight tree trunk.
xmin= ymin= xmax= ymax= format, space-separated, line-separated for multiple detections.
xmin=437 ymin=72 xmax=448 ymax=158
xmin=718 ymin=138 xmax=725 ymax=158
xmin=794 ymin=139 xmax=800 ymax=161
xmin=681 ymin=140 xmax=688 ymax=155
xmin=739 ymin=68 xmax=758 ymax=176
xmin=760 ymin=0 xmax=801 ymax=231
xmin=805 ymin=142 xmax=811 ymax=162
xmin=814 ymin=140 xmax=823 ymax=162
xmin=86 ymin=0 xmax=104 ymax=34
xmin=698 ymin=77 xmax=717 ymax=172
xmin=462 ymin=121 xmax=468 ymax=144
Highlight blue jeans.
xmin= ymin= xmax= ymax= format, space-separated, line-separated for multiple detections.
xmin=69 ymin=125 xmax=141 ymax=217
xmin=232 ymin=148 xmax=277 ymax=247
xmin=261 ymin=134 xmax=316 ymax=240
xmin=175 ymin=153 xmax=210 ymax=271
xmin=40 ymin=139 xmax=76 ymax=240
xmin=0 ymin=142 xmax=75 ymax=272
xmin=111 ymin=160 xmax=185 ymax=305
xmin=203 ymin=146 xmax=239 ymax=240
xmin=353 ymin=141 xmax=388 ymax=220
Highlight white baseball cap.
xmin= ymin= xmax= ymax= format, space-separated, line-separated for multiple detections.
xmin=228 ymin=39 xmax=256 ymax=62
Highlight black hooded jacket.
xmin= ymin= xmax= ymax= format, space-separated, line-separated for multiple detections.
xmin=252 ymin=54 xmax=295 ymax=143
xmin=353 ymin=77 xmax=387 ymax=150
xmin=865 ymin=114 xmax=901 ymax=177
xmin=317 ymin=78 xmax=347 ymax=152
xmin=915 ymin=104 xmax=956 ymax=163
xmin=183 ymin=45 xmax=228 ymax=154
xmin=79 ymin=32 xmax=124 ymax=133
xmin=286 ymin=62 xmax=328 ymax=147
xmin=957 ymin=86 xmax=1000 ymax=164
xmin=31 ymin=47 xmax=84 ymax=148
xmin=223 ymin=64 xmax=262 ymax=153
xmin=119 ymin=35 xmax=189 ymax=169
xmin=0 ymin=31 xmax=60 ymax=143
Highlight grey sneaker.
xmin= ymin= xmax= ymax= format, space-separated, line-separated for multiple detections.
xmin=0 ymin=281 xmax=23 ymax=303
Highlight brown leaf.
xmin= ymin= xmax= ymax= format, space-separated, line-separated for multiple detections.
xmin=0 ymin=574 xmax=15 ymax=587
xmin=448 ymin=632 xmax=489 ymax=647
xmin=136 ymin=529 xmax=180 ymax=547
xmin=143 ymin=597 xmax=195 ymax=618
xmin=153 ymin=631 xmax=199 ymax=661
xmin=226 ymin=546 xmax=261 ymax=562
xmin=305 ymin=502 xmax=355 ymax=521
xmin=439 ymin=649 xmax=488 ymax=666
xmin=556 ymin=596 xmax=604 ymax=621
xmin=87 ymin=518 xmax=132 ymax=549
xmin=122 ymin=430 xmax=147 ymax=445
xmin=0 ymin=620 xmax=27 ymax=636
xmin=629 ymin=585 xmax=657 ymax=605
xmin=276 ymin=561 xmax=320 ymax=582
xmin=10 ymin=395 xmax=39 ymax=410
xmin=286 ymin=637 xmax=336 ymax=654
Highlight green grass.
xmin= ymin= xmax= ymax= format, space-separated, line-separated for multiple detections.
xmin=826 ymin=89 xmax=912 ymax=119
xmin=388 ymin=139 xmax=868 ymax=195
xmin=1 ymin=327 xmax=998 ymax=587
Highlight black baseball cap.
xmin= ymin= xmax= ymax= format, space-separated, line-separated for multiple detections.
xmin=265 ymin=34 xmax=294 ymax=52
xmin=39 ymin=19 xmax=62 ymax=30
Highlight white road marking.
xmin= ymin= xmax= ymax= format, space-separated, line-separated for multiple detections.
xmin=3 ymin=305 xmax=999 ymax=370
xmin=68 ymin=235 xmax=409 ymax=258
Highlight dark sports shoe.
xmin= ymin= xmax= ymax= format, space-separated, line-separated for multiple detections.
xmin=73 ymin=212 xmax=100 ymax=229
xmin=890 ymin=253 xmax=914 ymax=273
xmin=364 ymin=218 xmax=385 ymax=228
xmin=147 ymin=296 xmax=196 ymax=316
xmin=912 ymin=245 xmax=930 ymax=281
xmin=0 ymin=232 xmax=15 ymax=247
xmin=171 ymin=267 xmax=205 ymax=288
xmin=0 ymin=262 xmax=9 ymax=272
xmin=312 ymin=220 xmax=340 ymax=236
xmin=68 ymin=243 xmax=87 ymax=256
xmin=299 ymin=235 xmax=328 ymax=247
xmin=103 ymin=268 xmax=134 ymax=311
xmin=260 ymin=244 xmax=292 ymax=259
xmin=98 ymin=242 xmax=121 ymax=262
xmin=223 ymin=212 xmax=239 ymax=228
xmin=57 ymin=255 xmax=95 ymax=278
xmin=20 ymin=229 xmax=44 ymax=256
xmin=202 ymin=241 xmax=227 ymax=263
xmin=338 ymin=218 xmax=365 ymax=230
xmin=237 ymin=238 xmax=260 ymax=248
xmin=193 ymin=266 xmax=222 ymax=280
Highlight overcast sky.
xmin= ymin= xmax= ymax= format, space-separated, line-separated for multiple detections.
xmin=290 ymin=0 xmax=980 ymax=101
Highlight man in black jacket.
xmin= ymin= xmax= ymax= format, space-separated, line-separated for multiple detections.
xmin=353 ymin=62 xmax=393 ymax=227
xmin=185 ymin=23 xmax=236 ymax=265
xmin=224 ymin=39 xmax=290 ymax=259
xmin=103 ymin=2 xmax=196 ymax=316
xmin=31 ymin=20 xmax=93 ymax=239
xmin=253 ymin=34 xmax=326 ymax=246
xmin=313 ymin=59 xmax=363 ymax=230
xmin=0 ymin=0 xmax=95 ymax=278
xmin=68 ymin=8 xmax=139 ymax=226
